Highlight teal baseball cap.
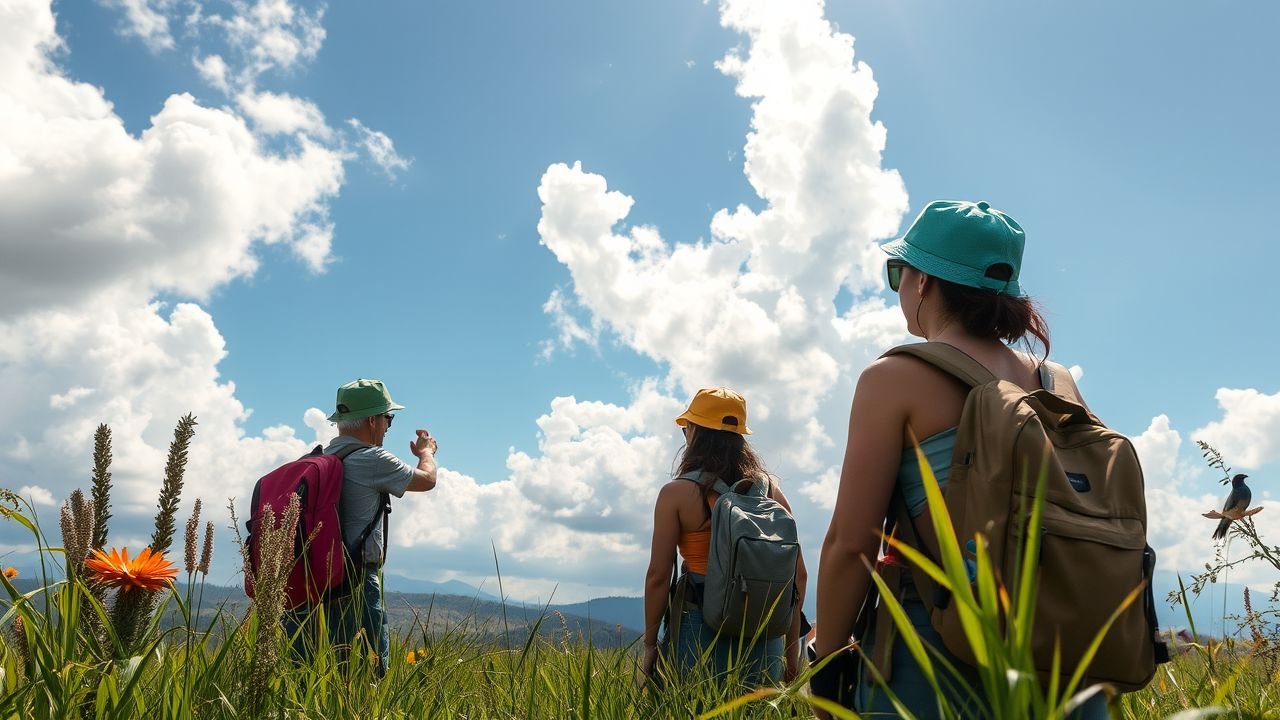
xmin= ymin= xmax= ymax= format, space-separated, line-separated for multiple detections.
xmin=880 ymin=200 xmax=1026 ymax=296
xmin=328 ymin=379 xmax=405 ymax=422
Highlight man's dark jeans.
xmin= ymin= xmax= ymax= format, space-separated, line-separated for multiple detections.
xmin=282 ymin=567 xmax=389 ymax=677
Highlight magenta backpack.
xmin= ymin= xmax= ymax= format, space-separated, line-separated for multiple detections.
xmin=244 ymin=443 xmax=389 ymax=607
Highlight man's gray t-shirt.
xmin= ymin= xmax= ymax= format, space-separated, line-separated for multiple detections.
xmin=326 ymin=436 xmax=414 ymax=565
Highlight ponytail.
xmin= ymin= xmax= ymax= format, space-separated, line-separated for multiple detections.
xmin=936 ymin=278 xmax=1051 ymax=358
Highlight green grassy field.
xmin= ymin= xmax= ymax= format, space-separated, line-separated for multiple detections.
xmin=0 ymin=580 xmax=1276 ymax=720
xmin=2 ymin=426 xmax=1275 ymax=718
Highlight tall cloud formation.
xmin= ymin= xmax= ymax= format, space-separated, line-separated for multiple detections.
xmin=395 ymin=0 xmax=913 ymax=600
xmin=0 ymin=1 xmax=345 ymax=317
xmin=0 ymin=0 xmax=359 ymax=574
xmin=538 ymin=0 xmax=910 ymax=456
xmin=439 ymin=0 xmax=1280 ymax=602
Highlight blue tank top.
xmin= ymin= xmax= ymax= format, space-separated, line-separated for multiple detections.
xmin=897 ymin=427 xmax=958 ymax=517
xmin=896 ymin=363 xmax=1059 ymax=517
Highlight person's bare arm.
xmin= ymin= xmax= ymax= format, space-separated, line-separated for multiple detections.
xmin=641 ymin=483 xmax=683 ymax=675
xmin=406 ymin=429 xmax=438 ymax=492
xmin=815 ymin=359 xmax=909 ymax=660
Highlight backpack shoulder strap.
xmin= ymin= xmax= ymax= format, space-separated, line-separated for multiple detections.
xmin=882 ymin=342 xmax=996 ymax=388
xmin=711 ymin=476 xmax=767 ymax=497
xmin=711 ymin=478 xmax=738 ymax=497
xmin=1040 ymin=360 xmax=1086 ymax=407
xmin=332 ymin=442 xmax=371 ymax=461
xmin=329 ymin=442 xmax=387 ymax=566
xmin=677 ymin=472 xmax=715 ymax=520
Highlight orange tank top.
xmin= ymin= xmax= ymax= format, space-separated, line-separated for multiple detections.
xmin=675 ymin=473 xmax=773 ymax=575
xmin=677 ymin=491 xmax=718 ymax=575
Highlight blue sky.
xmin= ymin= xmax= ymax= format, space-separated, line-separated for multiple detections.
xmin=1 ymin=0 xmax=1277 ymax=626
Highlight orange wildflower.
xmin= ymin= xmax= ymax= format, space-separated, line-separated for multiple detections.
xmin=405 ymin=650 xmax=417 ymax=665
xmin=84 ymin=547 xmax=177 ymax=592
xmin=2 ymin=567 xmax=17 ymax=579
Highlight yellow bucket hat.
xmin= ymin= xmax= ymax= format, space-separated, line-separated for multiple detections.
xmin=675 ymin=387 xmax=752 ymax=435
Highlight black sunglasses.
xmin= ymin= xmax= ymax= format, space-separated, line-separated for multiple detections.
xmin=886 ymin=259 xmax=910 ymax=292
xmin=382 ymin=413 xmax=395 ymax=427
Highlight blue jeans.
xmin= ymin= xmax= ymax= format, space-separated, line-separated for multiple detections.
xmin=857 ymin=598 xmax=1109 ymax=719
xmin=283 ymin=568 xmax=389 ymax=677
xmin=662 ymin=583 xmax=784 ymax=686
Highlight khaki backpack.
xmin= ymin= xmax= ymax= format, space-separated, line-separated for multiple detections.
xmin=873 ymin=342 xmax=1169 ymax=692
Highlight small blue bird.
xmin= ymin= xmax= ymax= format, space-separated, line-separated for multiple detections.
xmin=1212 ymin=473 xmax=1251 ymax=540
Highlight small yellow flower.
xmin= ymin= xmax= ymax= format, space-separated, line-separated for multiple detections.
xmin=405 ymin=650 xmax=417 ymax=665
xmin=2 ymin=567 xmax=17 ymax=580
xmin=417 ymin=648 xmax=426 ymax=660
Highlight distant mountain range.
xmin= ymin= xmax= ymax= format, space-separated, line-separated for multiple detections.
xmin=5 ymin=567 xmax=1267 ymax=644
xmin=380 ymin=574 xmax=645 ymax=631
xmin=3 ymin=573 xmax=646 ymax=648
xmin=382 ymin=573 xmax=502 ymax=602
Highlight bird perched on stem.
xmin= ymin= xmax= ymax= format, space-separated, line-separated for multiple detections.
xmin=1212 ymin=473 xmax=1251 ymax=540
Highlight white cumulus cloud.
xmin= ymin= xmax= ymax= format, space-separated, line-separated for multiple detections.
xmin=461 ymin=0 xmax=912 ymax=598
xmin=18 ymin=485 xmax=56 ymax=507
xmin=1131 ymin=412 xmax=1279 ymax=590
xmin=50 ymin=387 xmax=95 ymax=410
xmin=391 ymin=383 xmax=684 ymax=598
xmin=96 ymin=0 xmax=176 ymax=50
xmin=1192 ymin=388 xmax=1280 ymax=469
xmin=201 ymin=0 xmax=326 ymax=84
xmin=0 ymin=0 xmax=348 ymax=572
xmin=194 ymin=54 xmax=231 ymax=92
xmin=0 ymin=7 xmax=347 ymax=316
xmin=236 ymin=88 xmax=333 ymax=139
xmin=0 ymin=301 xmax=330 ymax=520
xmin=347 ymin=118 xmax=411 ymax=178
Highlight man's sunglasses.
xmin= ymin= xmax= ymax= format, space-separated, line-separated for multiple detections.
xmin=382 ymin=413 xmax=395 ymax=427
xmin=886 ymin=259 xmax=910 ymax=292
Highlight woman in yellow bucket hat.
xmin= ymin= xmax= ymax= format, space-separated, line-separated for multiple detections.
xmin=639 ymin=387 xmax=808 ymax=686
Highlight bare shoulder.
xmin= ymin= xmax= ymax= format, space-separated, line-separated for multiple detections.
xmin=1012 ymin=348 xmax=1053 ymax=374
xmin=859 ymin=352 xmax=965 ymax=398
xmin=656 ymin=477 xmax=700 ymax=503
xmin=857 ymin=354 xmax=932 ymax=391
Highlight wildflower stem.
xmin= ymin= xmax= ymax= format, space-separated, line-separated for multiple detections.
xmin=151 ymin=414 xmax=197 ymax=555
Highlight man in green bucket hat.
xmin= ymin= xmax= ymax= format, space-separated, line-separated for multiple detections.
xmin=303 ymin=378 xmax=439 ymax=676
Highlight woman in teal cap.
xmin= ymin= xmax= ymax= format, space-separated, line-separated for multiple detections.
xmin=809 ymin=201 xmax=1105 ymax=719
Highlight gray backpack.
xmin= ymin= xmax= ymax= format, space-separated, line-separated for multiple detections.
xmin=700 ymin=476 xmax=800 ymax=638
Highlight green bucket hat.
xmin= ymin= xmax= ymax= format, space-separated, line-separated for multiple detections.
xmin=880 ymin=200 xmax=1026 ymax=296
xmin=328 ymin=379 xmax=405 ymax=422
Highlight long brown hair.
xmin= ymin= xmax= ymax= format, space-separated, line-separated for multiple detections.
xmin=934 ymin=274 xmax=1051 ymax=358
xmin=675 ymin=425 xmax=771 ymax=500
